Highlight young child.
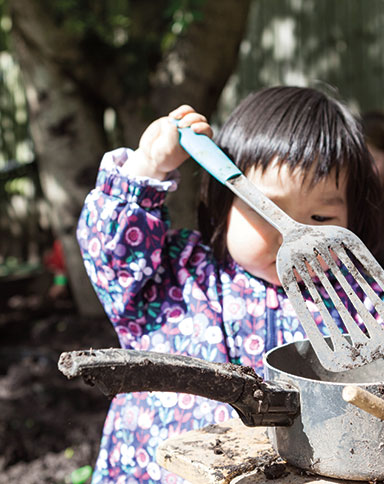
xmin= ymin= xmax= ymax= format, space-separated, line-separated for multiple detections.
xmin=77 ymin=86 xmax=382 ymax=484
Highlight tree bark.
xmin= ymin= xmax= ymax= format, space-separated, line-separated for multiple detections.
xmin=9 ymin=0 xmax=108 ymax=316
xmin=8 ymin=0 xmax=251 ymax=316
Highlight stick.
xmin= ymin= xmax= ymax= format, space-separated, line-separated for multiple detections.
xmin=342 ymin=385 xmax=384 ymax=420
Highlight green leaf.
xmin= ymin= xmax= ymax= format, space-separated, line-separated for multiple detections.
xmin=70 ymin=465 xmax=93 ymax=484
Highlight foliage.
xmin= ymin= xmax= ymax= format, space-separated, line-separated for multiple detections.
xmin=0 ymin=0 xmax=32 ymax=166
xmin=0 ymin=0 xmax=207 ymax=163
xmin=39 ymin=0 xmax=206 ymax=94
xmin=0 ymin=0 xmax=208 ymax=268
xmin=0 ymin=52 xmax=32 ymax=166
xmin=0 ymin=0 xmax=9 ymax=52
xmin=46 ymin=0 xmax=205 ymax=46
xmin=0 ymin=0 xmax=47 ymax=267
xmin=0 ymin=160 xmax=51 ymax=266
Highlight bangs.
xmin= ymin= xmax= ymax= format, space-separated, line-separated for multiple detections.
xmin=215 ymin=87 xmax=365 ymax=187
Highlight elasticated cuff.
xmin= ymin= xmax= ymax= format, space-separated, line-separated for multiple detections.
xmin=95 ymin=148 xmax=178 ymax=209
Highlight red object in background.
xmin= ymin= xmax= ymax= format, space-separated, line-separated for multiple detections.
xmin=44 ymin=240 xmax=66 ymax=274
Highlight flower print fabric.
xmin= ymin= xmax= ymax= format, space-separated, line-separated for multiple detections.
xmin=77 ymin=148 xmax=378 ymax=484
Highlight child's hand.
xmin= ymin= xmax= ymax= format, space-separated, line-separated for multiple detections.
xmin=129 ymin=105 xmax=213 ymax=180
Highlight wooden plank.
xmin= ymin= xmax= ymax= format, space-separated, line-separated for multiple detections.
xmin=156 ymin=418 xmax=360 ymax=484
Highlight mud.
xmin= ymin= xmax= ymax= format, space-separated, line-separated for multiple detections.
xmin=0 ymin=296 xmax=118 ymax=484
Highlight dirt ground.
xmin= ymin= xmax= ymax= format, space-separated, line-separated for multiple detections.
xmin=0 ymin=275 xmax=118 ymax=484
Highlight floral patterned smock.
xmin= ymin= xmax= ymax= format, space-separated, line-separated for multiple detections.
xmin=77 ymin=148 xmax=374 ymax=484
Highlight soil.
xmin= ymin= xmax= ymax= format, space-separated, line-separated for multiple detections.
xmin=0 ymin=274 xmax=118 ymax=484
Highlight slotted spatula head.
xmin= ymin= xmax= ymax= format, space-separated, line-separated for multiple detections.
xmin=174 ymin=123 xmax=384 ymax=372
xmin=276 ymin=223 xmax=384 ymax=372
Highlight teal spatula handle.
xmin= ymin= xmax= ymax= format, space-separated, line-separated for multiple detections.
xmin=174 ymin=124 xmax=241 ymax=183
xmin=173 ymin=119 xmax=298 ymax=237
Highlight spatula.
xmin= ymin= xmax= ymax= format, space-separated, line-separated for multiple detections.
xmin=175 ymin=123 xmax=384 ymax=372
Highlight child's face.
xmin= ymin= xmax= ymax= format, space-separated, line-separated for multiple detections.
xmin=225 ymin=161 xmax=348 ymax=286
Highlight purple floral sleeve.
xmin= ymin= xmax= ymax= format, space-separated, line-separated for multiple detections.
xmin=77 ymin=148 xmax=178 ymax=326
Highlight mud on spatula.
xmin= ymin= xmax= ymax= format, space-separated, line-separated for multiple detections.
xmin=173 ymin=121 xmax=384 ymax=372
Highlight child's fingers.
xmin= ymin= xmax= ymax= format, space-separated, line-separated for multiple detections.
xmin=176 ymin=112 xmax=208 ymax=127
xmin=168 ymin=106 xmax=209 ymax=127
xmin=189 ymin=121 xmax=213 ymax=138
xmin=178 ymin=113 xmax=213 ymax=138
xmin=168 ymin=109 xmax=213 ymax=138
xmin=168 ymin=104 xmax=196 ymax=119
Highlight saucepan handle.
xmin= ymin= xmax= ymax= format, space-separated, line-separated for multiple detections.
xmin=58 ymin=348 xmax=299 ymax=427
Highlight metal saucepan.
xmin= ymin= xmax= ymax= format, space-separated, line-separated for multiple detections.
xmin=58 ymin=337 xmax=384 ymax=481
xmin=264 ymin=337 xmax=384 ymax=481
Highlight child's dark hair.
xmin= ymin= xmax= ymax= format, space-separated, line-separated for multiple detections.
xmin=198 ymin=86 xmax=382 ymax=261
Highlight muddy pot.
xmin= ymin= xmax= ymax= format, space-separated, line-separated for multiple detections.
xmin=59 ymin=337 xmax=384 ymax=481
xmin=264 ymin=337 xmax=384 ymax=481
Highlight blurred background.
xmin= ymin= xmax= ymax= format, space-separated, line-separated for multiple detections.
xmin=1 ymin=0 xmax=384 ymax=482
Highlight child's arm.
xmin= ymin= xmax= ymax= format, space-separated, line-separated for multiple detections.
xmin=126 ymin=105 xmax=213 ymax=180
xmin=77 ymin=105 xmax=212 ymax=327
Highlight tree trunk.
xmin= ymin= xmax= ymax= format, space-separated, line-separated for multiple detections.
xmin=9 ymin=0 xmax=108 ymax=316
xmin=8 ymin=0 xmax=251 ymax=316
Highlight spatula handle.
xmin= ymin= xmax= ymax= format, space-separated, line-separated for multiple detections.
xmin=175 ymin=124 xmax=298 ymax=236
xmin=176 ymin=125 xmax=242 ymax=182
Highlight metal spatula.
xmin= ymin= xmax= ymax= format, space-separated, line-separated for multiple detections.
xmin=175 ymin=124 xmax=384 ymax=372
